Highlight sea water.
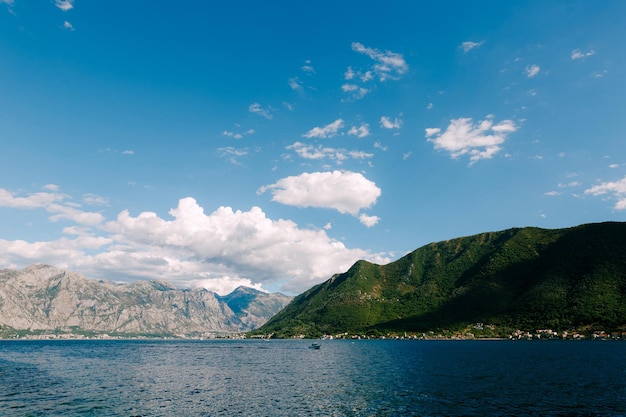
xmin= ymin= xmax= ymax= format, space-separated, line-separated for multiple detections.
xmin=0 ymin=339 xmax=624 ymax=416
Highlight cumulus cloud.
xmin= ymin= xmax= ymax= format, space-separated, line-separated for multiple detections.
xmin=351 ymin=42 xmax=408 ymax=81
xmin=460 ymin=41 xmax=484 ymax=53
xmin=0 ymin=190 xmax=390 ymax=294
xmin=425 ymin=116 xmax=518 ymax=165
xmin=303 ymin=119 xmax=344 ymax=138
xmin=249 ymin=103 xmax=272 ymax=119
xmin=348 ymin=124 xmax=370 ymax=138
xmin=358 ymin=213 xmax=380 ymax=228
xmin=571 ymin=48 xmax=595 ymax=60
xmin=258 ymin=171 xmax=381 ymax=216
xmin=525 ymin=64 xmax=540 ymax=78
xmin=585 ymin=176 xmax=626 ymax=210
xmin=62 ymin=21 xmax=75 ymax=31
xmin=55 ymin=0 xmax=74 ymax=11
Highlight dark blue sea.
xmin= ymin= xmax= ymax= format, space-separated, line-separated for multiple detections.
xmin=0 ymin=339 xmax=624 ymax=416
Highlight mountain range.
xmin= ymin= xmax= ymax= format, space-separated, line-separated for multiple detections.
xmin=0 ymin=264 xmax=291 ymax=338
xmin=259 ymin=222 xmax=626 ymax=338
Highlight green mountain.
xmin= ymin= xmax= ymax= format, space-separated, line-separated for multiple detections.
xmin=259 ymin=222 xmax=626 ymax=337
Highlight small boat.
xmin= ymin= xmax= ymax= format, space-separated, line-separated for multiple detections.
xmin=309 ymin=342 xmax=321 ymax=349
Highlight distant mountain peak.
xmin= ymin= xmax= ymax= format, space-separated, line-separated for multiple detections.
xmin=0 ymin=265 xmax=291 ymax=337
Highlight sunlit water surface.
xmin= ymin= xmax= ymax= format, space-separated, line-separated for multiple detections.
xmin=0 ymin=339 xmax=624 ymax=416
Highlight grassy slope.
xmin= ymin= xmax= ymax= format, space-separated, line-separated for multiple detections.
xmin=259 ymin=222 xmax=626 ymax=337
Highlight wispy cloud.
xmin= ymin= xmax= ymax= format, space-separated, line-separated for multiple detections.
xmin=1 ymin=0 xmax=14 ymax=14
xmin=341 ymin=83 xmax=370 ymax=100
xmin=248 ymin=103 xmax=272 ymax=119
xmin=217 ymin=146 xmax=250 ymax=165
xmin=288 ymin=77 xmax=303 ymax=91
xmin=0 ymin=187 xmax=103 ymax=226
xmin=425 ymin=115 xmax=518 ymax=165
xmin=571 ymin=48 xmax=595 ymax=60
xmin=380 ymin=116 xmax=402 ymax=129
xmin=303 ymin=119 xmax=344 ymax=138
xmin=585 ymin=176 xmax=626 ymax=210
xmin=222 ymin=128 xmax=255 ymax=139
xmin=301 ymin=59 xmax=315 ymax=73
xmin=351 ymin=42 xmax=408 ymax=81
xmin=287 ymin=142 xmax=373 ymax=163
xmin=55 ymin=0 xmax=74 ymax=11
xmin=525 ymin=64 xmax=540 ymax=78
xmin=460 ymin=41 xmax=484 ymax=53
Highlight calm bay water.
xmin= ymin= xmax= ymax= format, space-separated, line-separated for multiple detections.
xmin=0 ymin=339 xmax=624 ymax=416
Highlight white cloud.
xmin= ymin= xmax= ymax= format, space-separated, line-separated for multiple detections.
xmin=345 ymin=67 xmax=355 ymax=80
xmin=427 ymin=102 xmax=433 ymax=110
xmin=0 ymin=188 xmax=68 ymax=209
xmin=63 ymin=21 xmax=74 ymax=31
xmin=288 ymin=77 xmax=303 ymax=91
xmin=258 ymin=170 xmax=381 ymax=216
xmin=585 ymin=176 xmax=626 ymax=210
xmin=544 ymin=191 xmax=561 ymax=196
xmin=348 ymin=123 xmax=370 ymax=138
xmin=248 ymin=103 xmax=272 ymax=119
xmin=217 ymin=146 xmax=251 ymax=165
xmin=380 ymin=116 xmax=402 ymax=129
xmin=358 ymin=213 xmax=380 ymax=228
xmin=286 ymin=142 xmax=373 ymax=163
xmin=222 ymin=128 xmax=254 ymax=139
xmin=83 ymin=194 xmax=109 ymax=206
xmin=525 ymin=64 xmax=540 ymax=78
xmin=425 ymin=116 xmax=518 ymax=165
xmin=55 ymin=0 xmax=74 ymax=11
xmin=0 ymin=189 xmax=392 ymax=294
xmin=301 ymin=60 xmax=315 ymax=73
xmin=571 ymin=48 xmax=595 ymax=60
xmin=341 ymin=83 xmax=369 ymax=100
xmin=351 ymin=42 xmax=408 ymax=81
xmin=48 ymin=204 xmax=105 ymax=226
xmin=374 ymin=142 xmax=388 ymax=152
xmin=122 ymin=150 xmax=134 ymax=155
xmin=0 ymin=188 xmax=104 ymax=226
xmin=460 ymin=41 xmax=484 ymax=53
xmin=303 ymin=119 xmax=344 ymax=138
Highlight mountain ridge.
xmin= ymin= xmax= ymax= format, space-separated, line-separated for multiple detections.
xmin=258 ymin=222 xmax=626 ymax=337
xmin=0 ymin=264 xmax=291 ymax=338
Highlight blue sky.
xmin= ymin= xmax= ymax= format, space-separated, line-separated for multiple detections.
xmin=1 ymin=1 xmax=625 ymax=295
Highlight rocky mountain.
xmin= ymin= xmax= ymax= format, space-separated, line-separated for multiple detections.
xmin=259 ymin=222 xmax=626 ymax=338
xmin=0 ymin=264 xmax=291 ymax=337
